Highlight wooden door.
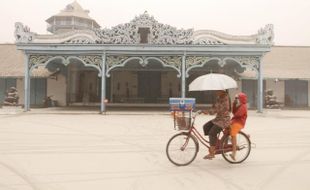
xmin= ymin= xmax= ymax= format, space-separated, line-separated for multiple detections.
xmin=138 ymin=71 xmax=161 ymax=103
xmin=30 ymin=78 xmax=47 ymax=106
xmin=285 ymin=80 xmax=308 ymax=107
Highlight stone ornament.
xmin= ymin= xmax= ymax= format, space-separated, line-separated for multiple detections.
xmin=256 ymin=24 xmax=274 ymax=45
xmin=14 ymin=22 xmax=36 ymax=43
xmin=3 ymin=87 xmax=19 ymax=106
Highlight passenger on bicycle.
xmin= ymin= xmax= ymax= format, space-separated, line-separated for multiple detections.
xmin=202 ymin=90 xmax=231 ymax=160
xmin=230 ymin=92 xmax=248 ymax=160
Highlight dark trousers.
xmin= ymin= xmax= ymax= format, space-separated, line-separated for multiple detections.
xmin=203 ymin=121 xmax=222 ymax=146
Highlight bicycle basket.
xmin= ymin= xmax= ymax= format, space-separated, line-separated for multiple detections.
xmin=175 ymin=116 xmax=191 ymax=130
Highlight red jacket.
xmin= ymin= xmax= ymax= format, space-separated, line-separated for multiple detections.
xmin=231 ymin=92 xmax=248 ymax=127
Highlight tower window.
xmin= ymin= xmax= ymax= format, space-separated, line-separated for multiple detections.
xmin=138 ymin=27 xmax=150 ymax=44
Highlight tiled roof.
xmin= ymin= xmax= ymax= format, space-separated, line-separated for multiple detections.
xmin=262 ymin=46 xmax=310 ymax=79
xmin=0 ymin=44 xmax=24 ymax=77
xmin=0 ymin=44 xmax=50 ymax=77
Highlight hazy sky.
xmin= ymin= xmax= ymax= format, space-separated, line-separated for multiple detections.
xmin=1 ymin=0 xmax=309 ymax=45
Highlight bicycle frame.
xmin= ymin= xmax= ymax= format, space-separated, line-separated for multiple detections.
xmin=188 ymin=125 xmax=210 ymax=148
xmin=185 ymin=114 xmax=230 ymax=153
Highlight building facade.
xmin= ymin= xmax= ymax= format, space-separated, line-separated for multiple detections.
xmin=1 ymin=1 xmax=308 ymax=112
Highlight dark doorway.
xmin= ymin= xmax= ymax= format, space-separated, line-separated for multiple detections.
xmin=77 ymin=71 xmax=100 ymax=103
xmin=30 ymin=78 xmax=47 ymax=106
xmin=285 ymin=80 xmax=308 ymax=107
xmin=242 ymin=79 xmax=257 ymax=108
xmin=242 ymin=79 xmax=266 ymax=109
xmin=138 ymin=71 xmax=161 ymax=103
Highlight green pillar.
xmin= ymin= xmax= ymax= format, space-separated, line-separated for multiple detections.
xmin=24 ymin=54 xmax=30 ymax=111
xmin=181 ymin=54 xmax=186 ymax=98
xmin=257 ymin=58 xmax=263 ymax=113
xmin=100 ymin=52 xmax=106 ymax=113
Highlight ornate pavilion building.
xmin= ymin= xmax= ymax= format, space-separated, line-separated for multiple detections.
xmin=3 ymin=1 xmax=309 ymax=112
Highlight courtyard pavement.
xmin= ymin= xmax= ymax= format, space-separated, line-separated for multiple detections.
xmin=0 ymin=108 xmax=310 ymax=190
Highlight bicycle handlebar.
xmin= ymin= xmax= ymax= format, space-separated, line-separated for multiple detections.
xmin=192 ymin=110 xmax=203 ymax=118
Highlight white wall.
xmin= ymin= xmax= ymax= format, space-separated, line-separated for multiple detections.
xmin=47 ymin=75 xmax=66 ymax=106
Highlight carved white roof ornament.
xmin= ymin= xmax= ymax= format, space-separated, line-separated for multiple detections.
xmin=14 ymin=12 xmax=274 ymax=46
xmin=95 ymin=11 xmax=194 ymax=45
xmin=193 ymin=24 xmax=274 ymax=45
xmin=14 ymin=22 xmax=36 ymax=43
xmin=14 ymin=22 xmax=98 ymax=44
xmin=256 ymin=24 xmax=274 ymax=45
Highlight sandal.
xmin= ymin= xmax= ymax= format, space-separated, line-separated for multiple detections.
xmin=203 ymin=154 xmax=215 ymax=160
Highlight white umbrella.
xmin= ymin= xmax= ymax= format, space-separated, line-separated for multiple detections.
xmin=189 ymin=73 xmax=237 ymax=91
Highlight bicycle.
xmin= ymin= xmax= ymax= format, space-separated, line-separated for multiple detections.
xmin=166 ymin=110 xmax=251 ymax=166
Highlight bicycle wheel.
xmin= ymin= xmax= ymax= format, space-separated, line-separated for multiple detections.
xmin=221 ymin=131 xmax=251 ymax=164
xmin=166 ymin=132 xmax=199 ymax=166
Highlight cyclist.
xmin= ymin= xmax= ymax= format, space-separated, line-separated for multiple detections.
xmin=230 ymin=92 xmax=248 ymax=160
xmin=202 ymin=90 xmax=231 ymax=159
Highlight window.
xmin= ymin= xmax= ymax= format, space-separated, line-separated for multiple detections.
xmin=138 ymin=27 xmax=150 ymax=43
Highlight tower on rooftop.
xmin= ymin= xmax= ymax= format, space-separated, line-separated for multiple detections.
xmin=46 ymin=0 xmax=100 ymax=34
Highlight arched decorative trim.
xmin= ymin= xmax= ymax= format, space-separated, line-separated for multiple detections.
xmin=28 ymin=55 xmax=102 ymax=76
xmin=223 ymin=56 xmax=260 ymax=72
xmin=145 ymin=57 xmax=181 ymax=77
xmin=106 ymin=56 xmax=141 ymax=77
xmin=64 ymin=35 xmax=96 ymax=44
xmin=185 ymin=56 xmax=260 ymax=78
xmin=186 ymin=57 xmax=222 ymax=77
xmin=105 ymin=56 xmax=181 ymax=77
